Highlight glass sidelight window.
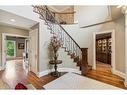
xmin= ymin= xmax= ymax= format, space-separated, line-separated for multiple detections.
xmin=6 ymin=40 xmax=16 ymax=58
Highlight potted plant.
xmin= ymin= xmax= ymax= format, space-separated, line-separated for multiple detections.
xmin=49 ymin=35 xmax=62 ymax=60
xmin=48 ymin=35 xmax=63 ymax=77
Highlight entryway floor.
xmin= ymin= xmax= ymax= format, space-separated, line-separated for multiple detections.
xmin=0 ymin=59 xmax=28 ymax=89
xmin=85 ymin=61 xmax=126 ymax=89
xmin=96 ymin=61 xmax=111 ymax=73
xmin=0 ymin=60 xmax=126 ymax=89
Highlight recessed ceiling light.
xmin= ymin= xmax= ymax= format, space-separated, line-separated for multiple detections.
xmin=117 ymin=5 xmax=123 ymax=8
xmin=10 ymin=19 xmax=16 ymax=22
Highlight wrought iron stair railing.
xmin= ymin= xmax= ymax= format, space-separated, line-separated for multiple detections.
xmin=33 ymin=5 xmax=82 ymax=65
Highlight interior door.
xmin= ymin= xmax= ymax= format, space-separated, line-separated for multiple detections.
xmin=23 ymin=39 xmax=29 ymax=73
xmin=29 ymin=28 xmax=38 ymax=74
xmin=2 ymin=34 xmax=6 ymax=69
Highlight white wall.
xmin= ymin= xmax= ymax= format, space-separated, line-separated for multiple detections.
xmin=71 ymin=6 xmax=125 ymax=73
xmin=0 ymin=6 xmax=125 ymax=75
xmin=62 ymin=15 xmax=125 ymax=73
xmin=62 ymin=24 xmax=103 ymax=66
xmin=39 ymin=21 xmax=80 ymax=73
xmin=75 ymin=6 xmax=111 ymax=27
xmin=113 ymin=16 xmax=125 ymax=73
xmin=0 ymin=6 xmax=81 ymax=75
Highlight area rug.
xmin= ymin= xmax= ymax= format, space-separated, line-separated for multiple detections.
xmin=0 ymin=79 xmax=10 ymax=89
xmin=43 ymin=73 xmax=121 ymax=90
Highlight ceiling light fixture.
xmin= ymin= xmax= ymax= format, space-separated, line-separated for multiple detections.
xmin=117 ymin=5 xmax=123 ymax=8
xmin=10 ymin=19 xmax=16 ymax=22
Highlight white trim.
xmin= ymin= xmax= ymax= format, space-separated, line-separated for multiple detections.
xmin=2 ymin=33 xmax=29 ymax=38
xmin=125 ymin=12 xmax=127 ymax=86
xmin=107 ymin=5 xmax=112 ymax=20
xmin=2 ymin=33 xmax=29 ymax=70
xmin=93 ymin=29 xmax=115 ymax=74
xmin=38 ymin=68 xmax=81 ymax=77
xmin=38 ymin=69 xmax=51 ymax=77
xmin=93 ymin=32 xmax=96 ymax=70
xmin=114 ymin=70 xmax=125 ymax=79
xmin=2 ymin=33 xmax=6 ymax=70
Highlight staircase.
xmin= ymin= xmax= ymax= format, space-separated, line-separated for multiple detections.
xmin=33 ymin=5 xmax=82 ymax=70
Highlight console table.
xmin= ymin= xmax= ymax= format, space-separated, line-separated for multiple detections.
xmin=49 ymin=60 xmax=62 ymax=77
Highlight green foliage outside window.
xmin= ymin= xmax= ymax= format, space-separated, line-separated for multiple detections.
xmin=6 ymin=40 xmax=15 ymax=57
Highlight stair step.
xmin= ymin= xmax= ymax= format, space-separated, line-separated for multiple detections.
xmin=77 ymin=60 xmax=81 ymax=66
xmin=70 ymin=53 xmax=75 ymax=58
xmin=65 ymin=49 xmax=69 ymax=52
xmin=74 ymin=56 xmax=79 ymax=62
xmin=67 ymin=52 xmax=71 ymax=55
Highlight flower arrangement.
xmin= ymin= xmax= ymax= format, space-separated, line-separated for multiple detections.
xmin=49 ymin=35 xmax=62 ymax=60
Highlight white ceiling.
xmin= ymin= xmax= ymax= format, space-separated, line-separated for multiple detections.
xmin=0 ymin=9 xmax=37 ymax=30
xmin=0 ymin=6 xmax=122 ymax=30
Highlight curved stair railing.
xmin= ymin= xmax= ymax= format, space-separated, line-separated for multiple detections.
xmin=33 ymin=5 xmax=82 ymax=69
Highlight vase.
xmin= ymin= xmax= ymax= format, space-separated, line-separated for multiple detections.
xmin=54 ymin=52 xmax=58 ymax=60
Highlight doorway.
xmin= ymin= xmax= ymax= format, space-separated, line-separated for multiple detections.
xmin=2 ymin=33 xmax=29 ymax=72
xmin=93 ymin=30 xmax=115 ymax=73
xmin=1 ymin=33 xmax=29 ymax=88
xmin=96 ymin=33 xmax=112 ymax=72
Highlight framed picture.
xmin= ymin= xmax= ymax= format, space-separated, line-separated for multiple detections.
xmin=18 ymin=43 xmax=24 ymax=49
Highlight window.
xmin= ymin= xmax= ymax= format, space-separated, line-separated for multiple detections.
xmin=6 ymin=40 xmax=16 ymax=58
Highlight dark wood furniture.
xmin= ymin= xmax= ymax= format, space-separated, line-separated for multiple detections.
xmin=49 ymin=60 xmax=62 ymax=77
xmin=96 ymin=34 xmax=111 ymax=64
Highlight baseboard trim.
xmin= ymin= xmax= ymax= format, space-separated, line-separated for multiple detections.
xmin=114 ymin=70 xmax=125 ymax=79
xmin=38 ymin=69 xmax=51 ymax=77
xmin=38 ymin=68 xmax=81 ymax=78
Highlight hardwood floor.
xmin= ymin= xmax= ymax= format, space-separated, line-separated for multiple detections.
xmin=0 ymin=59 xmax=64 ymax=89
xmin=27 ymin=72 xmax=66 ymax=89
xmin=1 ymin=60 xmax=28 ymax=89
xmin=85 ymin=61 xmax=127 ymax=89
xmin=96 ymin=61 xmax=111 ymax=73
xmin=0 ymin=60 xmax=126 ymax=89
